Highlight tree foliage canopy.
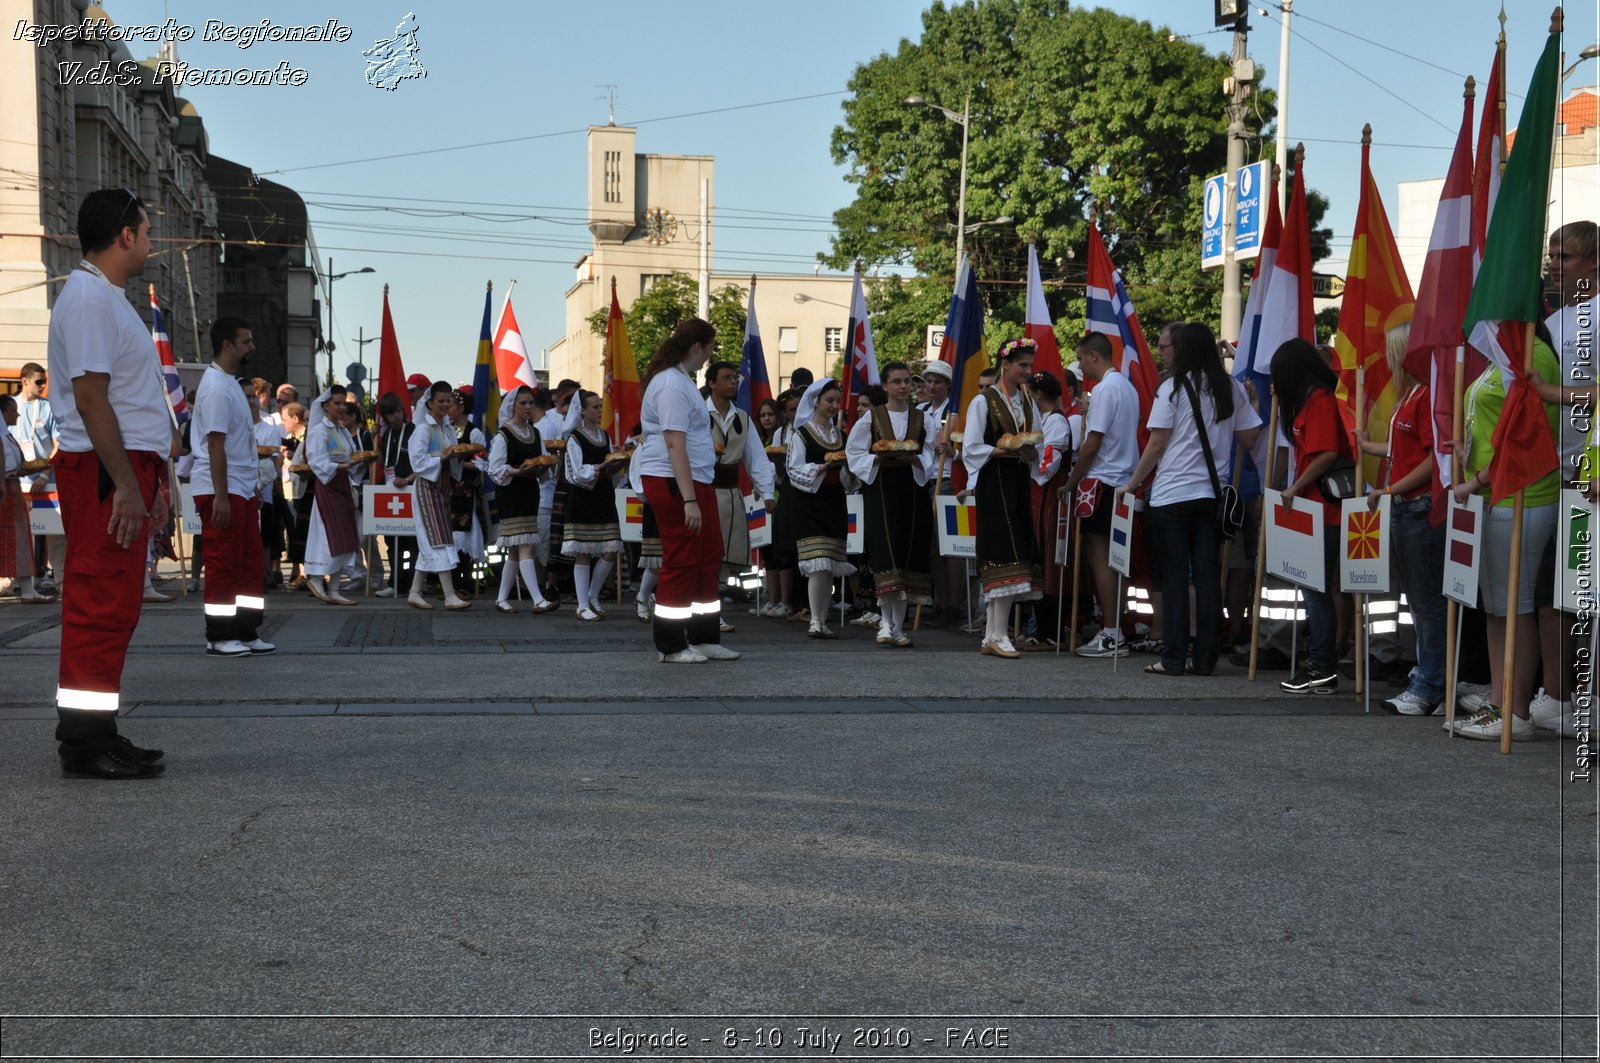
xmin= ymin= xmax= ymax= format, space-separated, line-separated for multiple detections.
xmin=826 ymin=0 xmax=1327 ymax=351
xmin=586 ymin=273 xmax=747 ymax=374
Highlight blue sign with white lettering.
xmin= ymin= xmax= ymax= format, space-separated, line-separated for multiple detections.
xmin=1201 ymin=161 xmax=1269 ymax=269
xmin=1201 ymin=172 xmax=1226 ymax=269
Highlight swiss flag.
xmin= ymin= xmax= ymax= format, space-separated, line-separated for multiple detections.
xmin=375 ymin=490 xmax=413 ymax=520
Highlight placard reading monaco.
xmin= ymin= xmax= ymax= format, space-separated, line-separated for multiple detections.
xmin=13 ymin=18 xmax=353 ymax=48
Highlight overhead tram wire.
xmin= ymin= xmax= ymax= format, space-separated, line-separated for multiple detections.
xmin=254 ymin=89 xmax=849 ymax=177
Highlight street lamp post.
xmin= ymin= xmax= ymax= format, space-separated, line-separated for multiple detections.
xmin=905 ymin=93 xmax=972 ymax=268
xmin=324 ymin=256 xmax=375 ymax=384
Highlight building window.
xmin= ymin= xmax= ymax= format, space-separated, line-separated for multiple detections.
xmin=824 ymin=327 xmax=844 ymax=354
xmin=604 ymin=150 xmax=622 ymax=204
xmin=640 ymin=274 xmax=668 ymax=296
xmin=777 ymin=326 xmax=799 ymax=354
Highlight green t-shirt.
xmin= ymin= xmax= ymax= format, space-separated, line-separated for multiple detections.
xmin=1463 ymin=337 xmax=1563 ymax=507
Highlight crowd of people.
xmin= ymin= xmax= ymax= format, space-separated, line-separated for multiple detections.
xmin=6 ymin=189 xmax=1594 ymax=779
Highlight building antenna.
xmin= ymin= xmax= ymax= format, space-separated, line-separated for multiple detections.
xmin=597 ymin=84 xmax=618 ymax=125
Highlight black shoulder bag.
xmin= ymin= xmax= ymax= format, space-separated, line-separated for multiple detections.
xmin=1179 ymin=377 xmax=1244 ymax=541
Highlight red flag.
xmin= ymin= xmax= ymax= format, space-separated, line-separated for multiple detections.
xmin=601 ymin=280 xmax=641 ymax=446
xmin=493 ymin=289 xmax=537 ymax=392
xmin=1024 ymin=244 xmax=1064 ymax=381
xmin=376 ymin=286 xmax=408 ymax=407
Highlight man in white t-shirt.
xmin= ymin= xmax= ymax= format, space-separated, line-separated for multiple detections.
xmin=7 ymin=362 xmax=67 ymax=595
xmin=192 ymin=317 xmax=275 ymax=660
xmin=1059 ymin=333 xmax=1140 ymax=658
xmin=48 ymin=189 xmax=175 ymax=780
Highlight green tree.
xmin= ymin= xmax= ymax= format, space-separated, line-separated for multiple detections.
xmin=826 ymin=0 xmax=1333 ymax=341
xmin=586 ymin=273 xmax=747 ymax=375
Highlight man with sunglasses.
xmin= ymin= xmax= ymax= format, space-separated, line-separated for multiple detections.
xmin=8 ymin=362 xmax=64 ymax=598
xmin=46 ymin=188 xmax=174 ymax=780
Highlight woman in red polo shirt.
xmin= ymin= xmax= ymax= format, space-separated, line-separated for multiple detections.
xmin=1356 ymin=322 xmax=1445 ymax=716
xmin=1270 ymin=338 xmax=1351 ymax=695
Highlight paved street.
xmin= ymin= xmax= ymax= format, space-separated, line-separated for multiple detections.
xmin=1 ymin=587 xmax=1594 ymax=1061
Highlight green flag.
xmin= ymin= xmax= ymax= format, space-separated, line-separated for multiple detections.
xmin=1462 ymin=27 xmax=1561 ymax=331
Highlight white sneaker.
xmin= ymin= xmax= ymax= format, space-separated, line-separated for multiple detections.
xmin=1074 ymin=630 xmax=1128 ymax=658
xmin=206 ymin=640 xmax=251 ymax=657
xmin=1455 ymin=681 xmax=1490 ymax=701
xmin=244 ymin=638 xmax=276 ymax=655
xmin=876 ymin=622 xmax=895 ymax=645
xmin=1451 ymin=708 xmax=1536 ymax=741
xmin=761 ymin=603 xmax=789 ymax=618
xmin=690 ymin=642 xmax=741 ymax=661
xmin=1457 ymin=690 xmax=1493 ymax=714
xmin=1528 ymin=688 xmax=1576 ymax=737
xmin=1382 ymin=690 xmax=1438 ymax=716
xmin=374 ymin=585 xmax=396 ymax=598
xmin=658 ymin=647 xmax=708 ymax=664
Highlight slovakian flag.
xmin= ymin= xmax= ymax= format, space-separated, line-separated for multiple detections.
xmin=1084 ymin=220 xmax=1157 ymax=430
xmin=1405 ymin=80 xmax=1484 ymax=512
xmin=601 ymin=279 xmax=641 ymax=446
xmin=1024 ymin=244 xmax=1065 ymax=383
xmin=940 ymin=256 xmax=989 ymax=423
xmin=736 ymin=277 xmax=772 ymax=419
xmin=148 ymin=286 xmax=185 ymax=417
xmin=1461 ymin=24 xmax=1562 ymax=504
xmin=1332 ymin=128 xmax=1414 ymax=470
xmin=471 ymin=281 xmax=500 ymax=434
xmin=493 ymin=285 xmax=537 ymax=393
xmin=376 ymin=285 xmax=409 ymax=409
xmin=839 ymin=269 xmax=880 ymax=429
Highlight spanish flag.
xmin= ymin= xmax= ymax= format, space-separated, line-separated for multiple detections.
xmin=601 ymin=278 xmax=641 ymax=447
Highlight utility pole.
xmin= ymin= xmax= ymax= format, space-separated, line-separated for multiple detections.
xmin=1220 ymin=9 xmax=1254 ymax=343
xmin=697 ymin=177 xmax=710 ymax=321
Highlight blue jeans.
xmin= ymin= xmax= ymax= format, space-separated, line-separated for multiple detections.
xmin=1148 ymin=498 xmax=1222 ymax=673
xmin=1391 ymin=496 xmax=1447 ymax=701
xmin=1300 ymin=525 xmax=1340 ymax=674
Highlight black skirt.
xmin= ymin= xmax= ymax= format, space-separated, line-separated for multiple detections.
xmin=864 ymin=463 xmax=933 ymax=603
xmin=974 ymin=454 xmax=1041 ymax=602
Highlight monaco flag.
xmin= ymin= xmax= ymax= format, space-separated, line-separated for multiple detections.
xmin=1024 ymin=244 xmax=1065 ymax=382
xmin=493 ymin=287 xmax=537 ymax=393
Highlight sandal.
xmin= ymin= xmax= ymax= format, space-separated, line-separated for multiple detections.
xmin=528 ymin=600 xmax=558 ymax=614
xmin=1143 ymin=662 xmax=1185 ymax=676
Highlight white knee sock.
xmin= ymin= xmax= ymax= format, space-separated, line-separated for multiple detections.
xmin=409 ymin=568 xmax=428 ymax=601
xmin=888 ymin=596 xmax=908 ymax=636
xmin=518 ymin=558 xmax=547 ymax=605
xmin=808 ymin=572 xmax=831 ymax=622
xmin=589 ymin=558 xmax=614 ymax=608
xmin=497 ymin=560 xmax=518 ymax=603
xmin=438 ymin=569 xmax=458 ymax=601
xmin=573 ymin=561 xmax=592 ymax=610
xmin=637 ymin=568 xmax=658 ymax=603
xmin=986 ymin=599 xmax=1007 ymax=642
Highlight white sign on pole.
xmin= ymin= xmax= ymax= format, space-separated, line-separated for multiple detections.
xmin=1234 ymin=160 xmax=1268 ymax=262
xmin=934 ymin=495 xmax=976 ymax=558
xmin=1556 ymin=488 xmax=1593 ymax=615
xmin=177 ymin=482 xmax=202 ymax=536
xmin=1264 ymin=488 xmax=1327 ymax=592
xmin=1339 ymin=495 xmax=1391 ymax=593
xmin=745 ymin=493 xmax=771 ymax=550
xmin=1054 ymin=507 xmax=1071 ymax=565
xmin=1107 ymin=492 xmax=1134 ymax=577
xmin=1442 ymin=493 xmax=1485 ymax=607
xmin=363 ymin=485 xmax=417 ymax=537
xmin=615 ymin=487 xmax=644 ymax=544
xmin=845 ymin=493 xmax=864 ymax=555
xmin=21 ymin=478 xmax=62 ymax=536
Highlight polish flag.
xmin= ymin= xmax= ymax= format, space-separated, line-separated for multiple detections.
xmin=1023 ymin=244 xmax=1064 ymax=381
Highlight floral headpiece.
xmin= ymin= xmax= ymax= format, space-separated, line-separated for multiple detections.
xmin=998 ymin=337 xmax=1039 ymax=363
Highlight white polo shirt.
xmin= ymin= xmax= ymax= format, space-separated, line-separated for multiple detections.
xmin=47 ymin=268 xmax=172 ymax=454
xmin=189 ymin=364 xmax=257 ymax=498
xmin=634 ymin=366 xmax=716 ymax=483
xmin=1084 ymin=366 xmax=1141 ymax=485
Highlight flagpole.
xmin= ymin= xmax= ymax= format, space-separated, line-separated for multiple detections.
xmin=1248 ymin=395 xmax=1280 ymax=680
xmin=150 ymin=283 xmax=188 ymax=597
xmin=1068 ymin=514 xmax=1083 ymax=652
xmin=1444 ymin=343 xmax=1466 ymax=736
xmin=1354 ymin=360 xmax=1367 ymax=703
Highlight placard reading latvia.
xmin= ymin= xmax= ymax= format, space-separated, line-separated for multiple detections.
xmin=1264 ymin=489 xmax=1326 ymax=592
xmin=935 ymin=495 xmax=976 ymax=558
xmin=1442 ymin=493 xmax=1484 ymax=607
xmin=1339 ymin=495 xmax=1390 ymax=593
xmin=744 ymin=494 xmax=771 ymax=550
xmin=1107 ymin=494 xmax=1134 ymax=577
xmin=846 ymin=493 xmax=864 ymax=555
xmin=614 ymin=488 xmax=644 ymax=544
xmin=1556 ymin=488 xmax=1592 ymax=615
xmin=363 ymin=486 xmax=416 ymax=537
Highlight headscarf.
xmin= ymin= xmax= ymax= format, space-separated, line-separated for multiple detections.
xmin=307 ymin=387 xmax=336 ymax=432
xmin=560 ymin=388 xmax=585 ymax=438
xmin=498 ymin=386 xmax=535 ymax=434
xmin=794 ymin=379 xmax=835 ymax=427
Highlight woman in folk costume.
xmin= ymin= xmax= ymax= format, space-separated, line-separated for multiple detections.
xmin=785 ymin=379 xmax=856 ymax=640
xmin=757 ymin=394 xmax=797 ymax=618
xmin=1021 ymin=370 xmax=1077 ymax=650
xmin=561 ymin=389 xmax=627 ymax=622
xmin=0 ymin=396 xmax=43 ymax=602
xmin=406 ymin=381 xmax=472 ymax=611
xmin=302 ymin=387 xmax=366 ymax=606
xmin=961 ymin=338 xmax=1044 ymax=658
xmin=448 ymin=388 xmax=490 ymax=587
xmin=845 ymin=361 xmax=935 ymax=648
xmin=486 ymin=385 xmax=557 ymax=614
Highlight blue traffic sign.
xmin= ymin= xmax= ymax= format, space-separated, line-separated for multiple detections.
xmin=1201 ymin=161 xmax=1269 ymax=270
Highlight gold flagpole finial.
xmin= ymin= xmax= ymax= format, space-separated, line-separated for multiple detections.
xmin=1360 ymin=124 xmax=1372 ymax=146
xmin=1465 ymin=75 xmax=1476 ymax=99
xmin=1550 ymin=6 xmax=1563 ymax=33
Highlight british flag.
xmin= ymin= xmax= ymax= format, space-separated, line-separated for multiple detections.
xmin=150 ymin=289 xmax=185 ymax=417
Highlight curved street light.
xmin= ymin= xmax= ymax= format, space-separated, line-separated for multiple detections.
xmin=324 ymin=258 xmax=375 ymax=382
xmin=905 ymin=93 xmax=973 ymax=269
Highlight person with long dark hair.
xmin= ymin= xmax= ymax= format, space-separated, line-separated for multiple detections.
xmin=786 ymin=379 xmax=856 ymax=639
xmin=1115 ymin=323 xmax=1261 ymax=676
xmin=1022 ymin=370 xmax=1076 ymax=649
xmin=633 ymin=318 xmax=738 ymax=662
xmin=1269 ymin=337 xmax=1349 ymax=694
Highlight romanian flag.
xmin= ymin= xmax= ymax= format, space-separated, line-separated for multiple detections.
xmin=944 ymin=501 xmax=976 ymax=537
xmin=1332 ymin=129 xmax=1414 ymax=474
xmin=1461 ymin=24 xmax=1562 ymax=503
xmin=1346 ymin=508 xmax=1383 ymax=560
xmin=376 ymin=285 xmax=409 ymax=408
xmin=602 ymin=279 xmax=641 ymax=446
xmin=471 ymin=282 xmax=500 ymax=433
xmin=939 ymin=258 xmax=989 ymax=421
xmin=148 ymin=287 xmax=184 ymax=417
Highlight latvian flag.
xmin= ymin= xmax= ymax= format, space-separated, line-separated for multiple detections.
xmin=1448 ymin=502 xmax=1478 ymax=568
xmin=150 ymin=290 xmax=185 ymax=417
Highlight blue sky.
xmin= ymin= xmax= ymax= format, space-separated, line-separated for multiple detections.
xmin=101 ymin=0 xmax=1599 ymax=387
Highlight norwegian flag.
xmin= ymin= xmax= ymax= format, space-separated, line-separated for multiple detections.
xmin=838 ymin=269 xmax=880 ymax=429
xmin=1084 ymin=221 xmax=1156 ymax=432
xmin=150 ymin=287 xmax=185 ymax=417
